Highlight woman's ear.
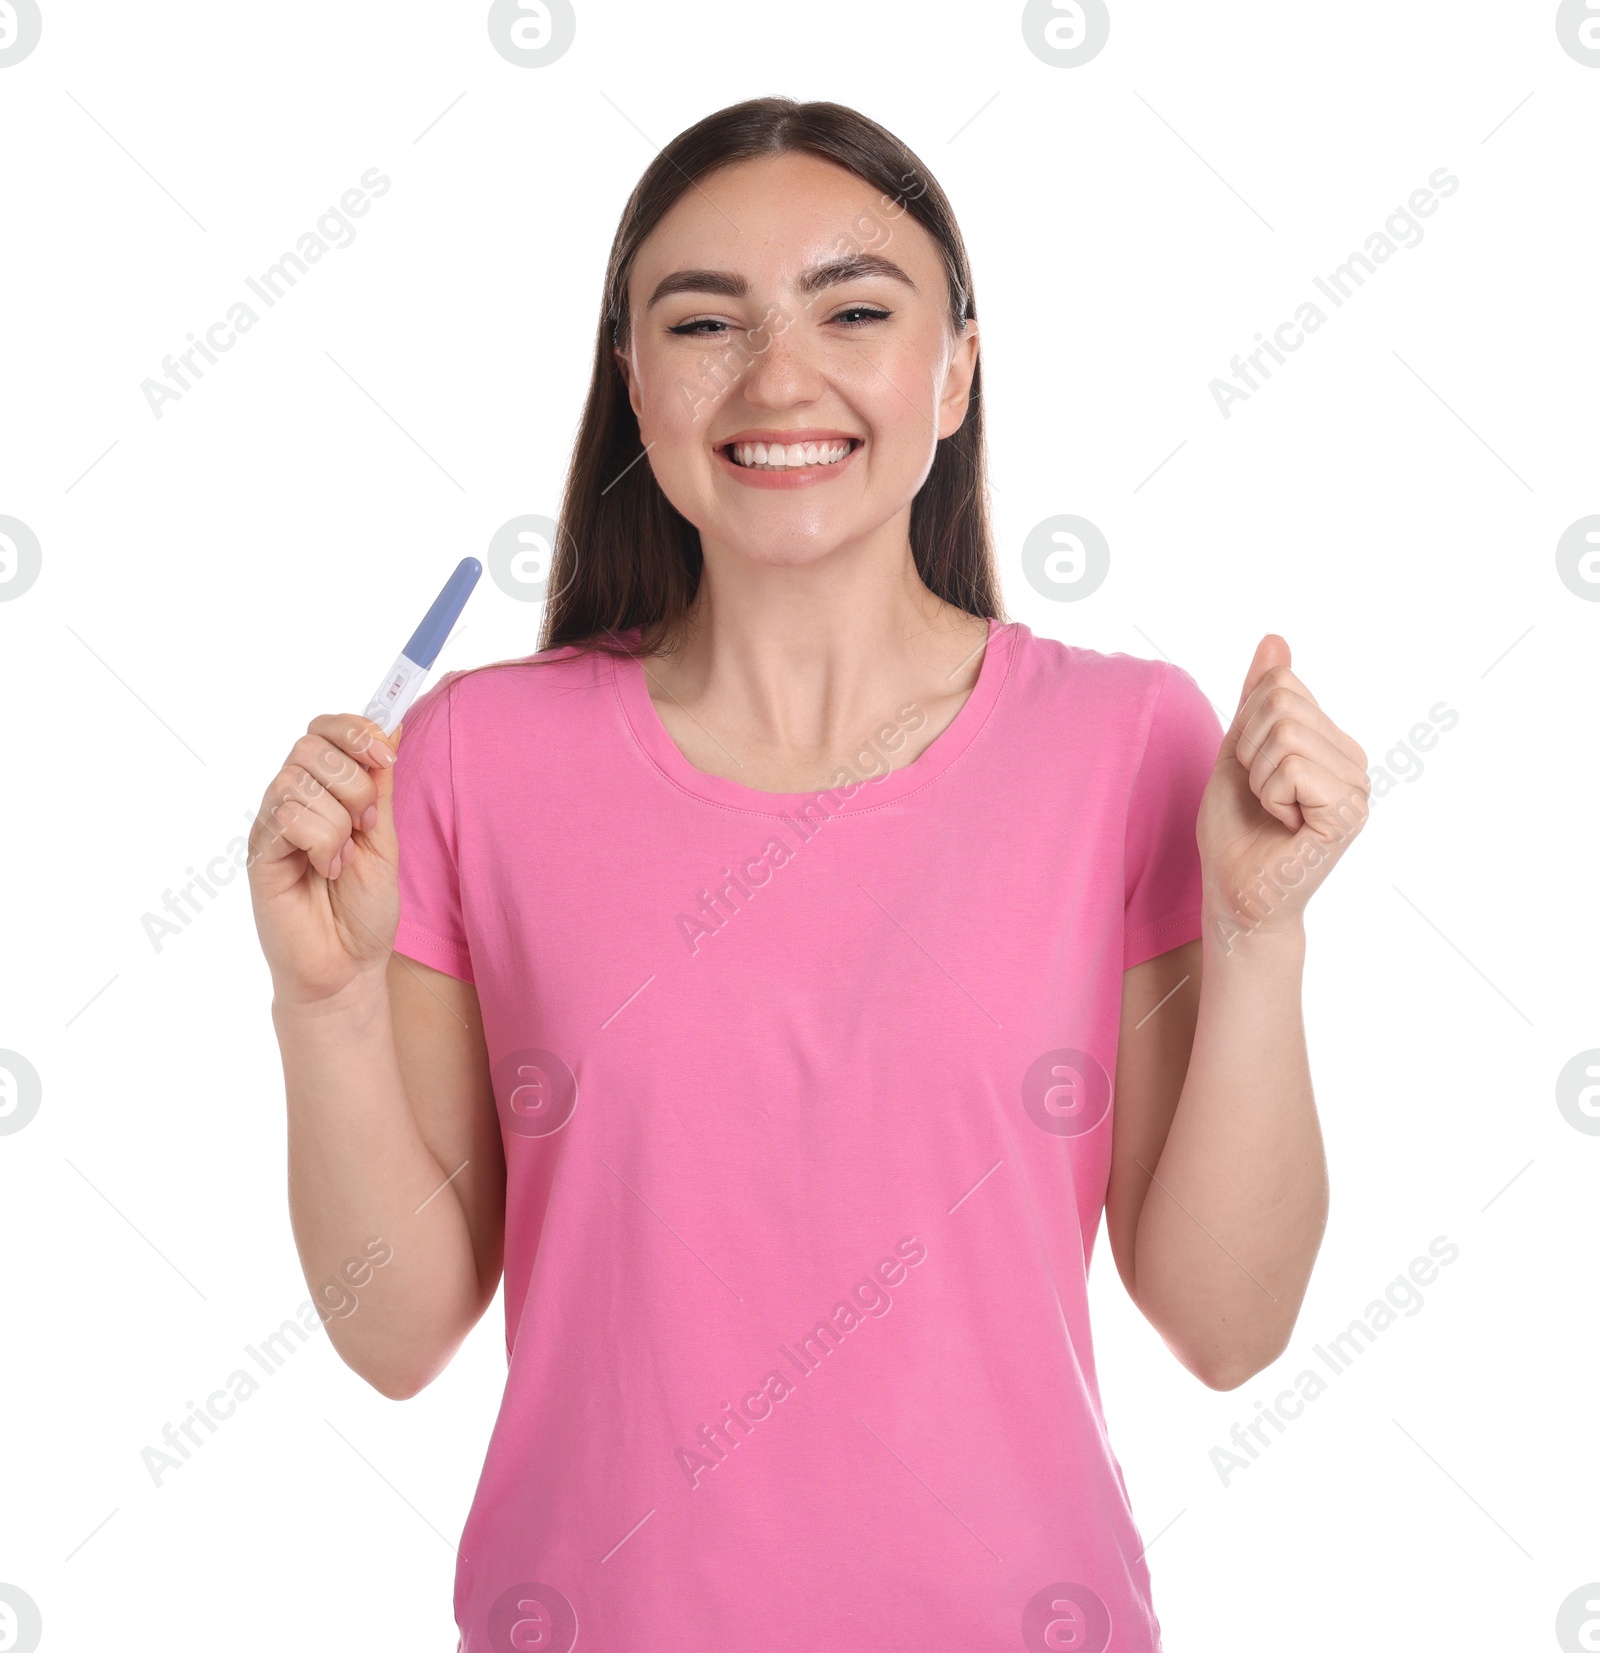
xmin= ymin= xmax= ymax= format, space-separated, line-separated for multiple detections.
xmin=937 ymin=318 xmax=979 ymax=438
xmin=613 ymin=343 xmax=643 ymax=420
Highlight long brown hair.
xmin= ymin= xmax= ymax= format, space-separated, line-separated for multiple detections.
xmin=537 ymin=96 xmax=1001 ymax=661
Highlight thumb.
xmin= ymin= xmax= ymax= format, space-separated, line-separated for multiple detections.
xmin=1218 ymin=633 xmax=1290 ymax=764
xmin=368 ymin=718 xmax=403 ymax=856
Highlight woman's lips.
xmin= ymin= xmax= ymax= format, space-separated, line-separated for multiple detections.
xmin=714 ymin=438 xmax=862 ymax=490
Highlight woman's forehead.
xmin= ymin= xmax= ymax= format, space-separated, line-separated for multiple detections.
xmin=634 ymin=154 xmax=933 ymax=290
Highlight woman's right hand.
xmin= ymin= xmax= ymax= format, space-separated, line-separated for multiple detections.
xmin=247 ymin=712 xmax=404 ymax=1007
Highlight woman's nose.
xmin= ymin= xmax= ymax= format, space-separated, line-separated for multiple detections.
xmin=737 ymin=310 xmax=824 ymax=403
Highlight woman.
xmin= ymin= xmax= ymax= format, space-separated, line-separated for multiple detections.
xmin=248 ymin=97 xmax=1368 ymax=1653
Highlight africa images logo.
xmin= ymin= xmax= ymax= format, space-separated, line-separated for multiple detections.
xmin=0 ymin=516 xmax=42 ymax=601
xmin=492 ymin=1048 xmax=579 ymax=1138
xmin=0 ymin=0 xmax=42 ymax=67
xmin=485 ymin=1580 xmax=578 ymax=1653
xmin=1555 ymin=0 xmax=1600 ymax=65
xmin=1022 ymin=1048 xmax=1112 ymax=1136
xmin=486 ymin=0 xmax=577 ymax=67
xmin=1021 ymin=1580 xmax=1112 ymax=1653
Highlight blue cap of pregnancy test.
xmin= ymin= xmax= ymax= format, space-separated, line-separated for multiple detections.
xmin=402 ymin=557 xmax=483 ymax=668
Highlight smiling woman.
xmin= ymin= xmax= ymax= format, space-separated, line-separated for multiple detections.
xmin=535 ymin=102 xmax=995 ymax=662
xmin=251 ymin=94 xmax=1353 ymax=1653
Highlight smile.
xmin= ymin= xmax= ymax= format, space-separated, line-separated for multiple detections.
xmin=715 ymin=436 xmax=863 ymax=490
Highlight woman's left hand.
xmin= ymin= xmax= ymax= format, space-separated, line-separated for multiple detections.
xmin=1196 ymin=634 xmax=1371 ymax=941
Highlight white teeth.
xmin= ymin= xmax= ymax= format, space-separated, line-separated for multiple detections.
xmin=728 ymin=438 xmax=855 ymax=469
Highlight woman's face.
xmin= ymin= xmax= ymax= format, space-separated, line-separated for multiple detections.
xmin=613 ymin=151 xmax=978 ymax=573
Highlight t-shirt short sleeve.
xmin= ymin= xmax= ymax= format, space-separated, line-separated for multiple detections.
xmin=1122 ymin=660 xmax=1224 ymax=970
xmin=390 ymin=671 xmax=475 ymax=984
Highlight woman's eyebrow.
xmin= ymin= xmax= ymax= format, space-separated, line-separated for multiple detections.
xmin=645 ymin=253 xmax=917 ymax=311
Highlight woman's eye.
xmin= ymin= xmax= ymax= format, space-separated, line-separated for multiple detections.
xmin=832 ymin=306 xmax=891 ymax=328
xmin=668 ymin=318 xmax=732 ymax=337
xmin=667 ymin=306 xmax=891 ymax=338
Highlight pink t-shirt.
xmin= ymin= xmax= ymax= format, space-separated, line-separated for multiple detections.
xmin=390 ymin=617 xmax=1223 ymax=1653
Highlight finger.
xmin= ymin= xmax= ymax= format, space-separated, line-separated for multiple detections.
xmin=272 ymin=765 xmax=366 ymax=877
xmin=364 ymin=737 xmax=398 ymax=853
xmin=248 ymin=715 xmax=400 ymax=880
xmin=295 ymin=775 xmax=369 ymax=879
xmin=1244 ymin=716 xmax=1372 ymax=814
xmin=248 ymin=775 xmax=335 ymax=873
xmin=317 ymin=738 xmax=399 ymax=879
xmin=1257 ymin=752 xmax=1368 ymax=839
xmin=1236 ymin=685 xmax=1330 ymax=763
xmin=1237 ymin=680 xmax=1366 ymax=772
xmin=1253 ymin=662 xmax=1320 ymax=710
xmin=1220 ymin=635 xmax=1291 ymax=764
xmin=1236 ymin=665 xmax=1320 ymax=744
xmin=306 ymin=712 xmax=399 ymax=773
xmin=285 ymin=730 xmax=384 ymax=829
xmin=258 ymin=785 xmax=345 ymax=880
xmin=1253 ymin=757 xmax=1307 ymax=833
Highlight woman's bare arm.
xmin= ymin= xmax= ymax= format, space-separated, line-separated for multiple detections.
xmin=249 ymin=707 xmax=507 ymax=1401
xmin=276 ymin=952 xmax=505 ymax=1399
xmin=1107 ymin=643 xmax=1362 ymax=1389
xmin=1106 ymin=930 xmax=1328 ymax=1390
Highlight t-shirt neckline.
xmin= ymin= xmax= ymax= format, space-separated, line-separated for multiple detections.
xmin=613 ymin=615 xmax=1015 ymax=816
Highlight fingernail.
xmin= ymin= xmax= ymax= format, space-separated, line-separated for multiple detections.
xmin=361 ymin=804 xmax=378 ymax=831
xmin=372 ymin=742 xmax=396 ymax=767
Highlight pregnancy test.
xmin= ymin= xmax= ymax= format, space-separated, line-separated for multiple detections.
xmin=363 ymin=556 xmax=482 ymax=735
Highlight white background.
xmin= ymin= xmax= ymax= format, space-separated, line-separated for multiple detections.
xmin=2 ymin=2 xmax=1596 ymax=1649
